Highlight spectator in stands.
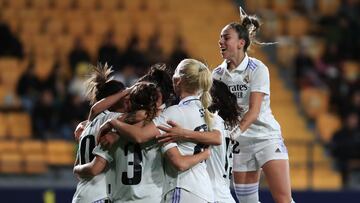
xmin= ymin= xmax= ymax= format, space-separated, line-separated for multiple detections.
xmin=146 ymin=30 xmax=165 ymax=65
xmin=16 ymin=60 xmax=41 ymax=113
xmin=68 ymin=37 xmax=91 ymax=75
xmin=97 ymin=31 xmax=121 ymax=71
xmin=32 ymin=89 xmax=60 ymax=140
xmin=167 ymin=35 xmax=189 ymax=72
xmin=329 ymin=111 xmax=360 ymax=188
xmin=121 ymin=34 xmax=147 ymax=74
xmin=0 ymin=22 xmax=23 ymax=58
xmin=59 ymin=93 xmax=90 ymax=140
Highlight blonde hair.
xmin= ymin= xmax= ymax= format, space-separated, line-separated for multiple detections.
xmin=84 ymin=63 xmax=112 ymax=105
xmin=176 ymin=59 xmax=214 ymax=129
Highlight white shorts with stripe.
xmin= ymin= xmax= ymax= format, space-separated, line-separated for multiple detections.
xmin=232 ymin=137 xmax=289 ymax=172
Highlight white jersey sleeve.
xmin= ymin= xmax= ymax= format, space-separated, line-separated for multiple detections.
xmin=153 ymin=106 xmax=183 ymax=153
xmin=250 ymin=60 xmax=270 ymax=95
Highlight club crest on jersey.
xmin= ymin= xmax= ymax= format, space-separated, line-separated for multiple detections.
xmin=243 ymin=75 xmax=250 ymax=84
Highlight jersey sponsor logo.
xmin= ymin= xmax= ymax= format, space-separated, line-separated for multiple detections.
xmin=228 ymin=84 xmax=248 ymax=98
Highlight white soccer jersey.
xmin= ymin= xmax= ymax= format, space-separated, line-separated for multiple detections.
xmin=72 ymin=111 xmax=121 ymax=203
xmin=212 ymin=54 xmax=281 ymax=139
xmin=153 ymin=96 xmax=214 ymax=202
xmin=207 ymin=114 xmax=235 ymax=203
xmin=94 ymin=129 xmax=164 ymax=203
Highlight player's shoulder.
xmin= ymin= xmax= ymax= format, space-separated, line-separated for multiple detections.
xmin=247 ymin=56 xmax=268 ymax=71
xmin=212 ymin=61 xmax=227 ymax=76
xmin=162 ymin=105 xmax=181 ymax=116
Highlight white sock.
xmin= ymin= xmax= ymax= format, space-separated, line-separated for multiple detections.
xmin=234 ymin=183 xmax=259 ymax=203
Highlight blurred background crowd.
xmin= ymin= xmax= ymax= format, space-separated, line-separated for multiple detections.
xmin=0 ymin=0 xmax=359 ymax=199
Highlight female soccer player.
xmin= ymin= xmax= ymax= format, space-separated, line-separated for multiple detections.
xmin=212 ymin=7 xmax=295 ymax=203
xmin=157 ymin=79 xmax=241 ymax=203
xmin=101 ymin=59 xmax=219 ymax=203
xmin=72 ymin=64 xmax=126 ymax=203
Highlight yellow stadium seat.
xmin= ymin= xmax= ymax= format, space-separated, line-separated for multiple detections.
xmin=6 ymin=0 xmax=28 ymax=9
xmin=99 ymin=0 xmax=121 ymax=11
xmin=20 ymin=140 xmax=48 ymax=174
xmin=316 ymin=113 xmax=341 ymax=143
xmin=52 ymin=0 xmax=74 ymax=10
xmin=286 ymin=14 xmax=309 ymax=37
xmin=46 ymin=140 xmax=76 ymax=166
xmin=45 ymin=18 xmax=65 ymax=36
xmin=0 ymin=152 xmax=23 ymax=174
xmin=342 ymin=60 xmax=359 ymax=83
xmin=0 ymin=140 xmax=19 ymax=152
xmin=244 ymin=0 xmax=269 ymax=13
xmin=20 ymin=19 xmax=42 ymax=36
xmin=32 ymin=0 xmax=49 ymax=9
xmin=0 ymin=112 xmax=8 ymax=139
xmin=318 ymin=0 xmax=340 ymax=16
xmin=33 ymin=58 xmax=54 ymax=80
xmin=7 ymin=112 xmax=32 ymax=140
xmin=271 ymin=0 xmax=293 ymax=15
xmin=82 ymin=34 xmax=101 ymax=59
xmin=300 ymin=87 xmax=329 ymax=120
xmin=313 ymin=164 xmax=341 ymax=189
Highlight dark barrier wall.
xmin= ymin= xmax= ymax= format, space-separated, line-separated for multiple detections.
xmin=0 ymin=188 xmax=359 ymax=203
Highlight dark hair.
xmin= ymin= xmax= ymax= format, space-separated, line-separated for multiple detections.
xmin=85 ymin=63 xmax=125 ymax=105
xmin=96 ymin=80 xmax=126 ymax=102
xmin=128 ymin=82 xmax=159 ymax=123
xmin=208 ymin=79 xmax=240 ymax=129
xmin=227 ymin=14 xmax=261 ymax=52
xmin=137 ymin=63 xmax=175 ymax=107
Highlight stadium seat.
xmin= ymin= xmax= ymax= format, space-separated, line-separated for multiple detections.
xmin=44 ymin=18 xmax=65 ymax=36
xmin=99 ymin=0 xmax=121 ymax=11
xmin=313 ymin=163 xmax=341 ymax=189
xmin=33 ymin=58 xmax=55 ymax=80
xmin=7 ymin=112 xmax=32 ymax=140
xmin=300 ymin=87 xmax=329 ymax=120
xmin=20 ymin=140 xmax=48 ymax=174
xmin=243 ymin=0 xmax=268 ymax=13
xmin=20 ymin=19 xmax=42 ymax=36
xmin=31 ymin=0 xmax=49 ymax=9
xmin=316 ymin=112 xmax=341 ymax=143
xmin=0 ymin=152 xmax=23 ymax=174
xmin=75 ymin=0 xmax=98 ymax=10
xmin=286 ymin=13 xmax=309 ymax=37
xmin=6 ymin=0 xmax=28 ymax=9
xmin=271 ymin=0 xmax=293 ymax=15
xmin=0 ymin=113 xmax=8 ymax=139
xmin=342 ymin=60 xmax=359 ymax=83
xmin=0 ymin=139 xmax=19 ymax=152
xmin=318 ymin=0 xmax=340 ymax=16
xmin=46 ymin=140 xmax=76 ymax=166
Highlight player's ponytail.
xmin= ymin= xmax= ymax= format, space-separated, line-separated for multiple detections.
xmin=227 ymin=7 xmax=276 ymax=52
xmin=198 ymin=64 xmax=214 ymax=130
xmin=85 ymin=63 xmax=125 ymax=105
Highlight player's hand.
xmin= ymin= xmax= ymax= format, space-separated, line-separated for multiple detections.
xmin=74 ymin=120 xmax=87 ymax=142
xmin=98 ymin=132 xmax=119 ymax=149
xmin=203 ymin=147 xmax=211 ymax=159
xmin=97 ymin=120 xmax=113 ymax=142
xmin=156 ymin=120 xmax=185 ymax=143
